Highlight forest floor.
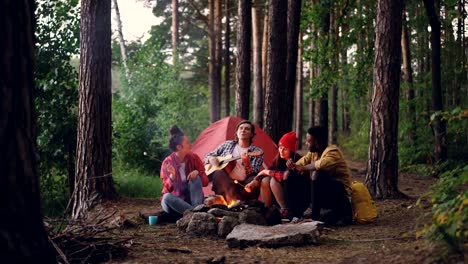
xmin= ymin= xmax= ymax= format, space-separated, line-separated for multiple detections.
xmin=92 ymin=157 xmax=461 ymax=264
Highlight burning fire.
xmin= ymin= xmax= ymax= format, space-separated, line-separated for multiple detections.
xmin=227 ymin=199 xmax=236 ymax=208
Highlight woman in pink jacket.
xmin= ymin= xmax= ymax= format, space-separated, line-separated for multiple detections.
xmin=160 ymin=125 xmax=208 ymax=219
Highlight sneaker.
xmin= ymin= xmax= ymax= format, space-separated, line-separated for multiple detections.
xmin=280 ymin=208 xmax=292 ymax=220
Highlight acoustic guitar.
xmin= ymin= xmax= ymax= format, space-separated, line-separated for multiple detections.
xmin=205 ymin=151 xmax=263 ymax=175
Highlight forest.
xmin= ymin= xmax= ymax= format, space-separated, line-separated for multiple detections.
xmin=1 ymin=0 xmax=467 ymax=263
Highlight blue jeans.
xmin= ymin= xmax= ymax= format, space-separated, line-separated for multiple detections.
xmin=161 ymin=176 xmax=204 ymax=215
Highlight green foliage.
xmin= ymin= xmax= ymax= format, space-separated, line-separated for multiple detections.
xmin=113 ymin=165 xmax=162 ymax=198
xmin=340 ymin=103 xmax=369 ymax=160
xmin=112 ymin=35 xmax=209 ymax=175
xmin=417 ymin=165 xmax=468 ymax=255
xmin=35 ymin=0 xmax=80 ymax=216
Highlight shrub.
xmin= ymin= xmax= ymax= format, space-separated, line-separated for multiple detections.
xmin=417 ymin=165 xmax=468 ymax=255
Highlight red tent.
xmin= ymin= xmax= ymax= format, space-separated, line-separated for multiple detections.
xmin=191 ymin=116 xmax=278 ymax=196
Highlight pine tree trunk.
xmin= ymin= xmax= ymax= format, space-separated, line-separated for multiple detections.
xmin=0 ymin=0 xmax=56 ymax=261
xmin=308 ymin=25 xmax=316 ymax=128
xmin=261 ymin=9 xmax=269 ymax=124
xmin=209 ymin=0 xmax=221 ymax=122
xmin=264 ymin=0 xmax=288 ymax=142
xmin=224 ymin=0 xmax=231 ymax=117
xmin=284 ymin=0 xmax=302 ymax=134
xmin=252 ymin=1 xmax=264 ymax=126
xmin=329 ymin=10 xmax=338 ymax=144
xmin=318 ymin=7 xmax=329 ymax=135
xmin=295 ymin=34 xmax=304 ymax=147
xmin=366 ymin=0 xmax=404 ymax=198
xmin=172 ymin=0 xmax=179 ymax=65
xmin=423 ymin=0 xmax=447 ymax=162
xmin=73 ymin=0 xmax=117 ymax=219
xmin=112 ymin=0 xmax=129 ymax=77
xmin=401 ymin=10 xmax=416 ymax=144
xmin=235 ymin=0 xmax=252 ymax=119
xmin=340 ymin=33 xmax=350 ymax=135
xmin=215 ymin=0 xmax=222 ymax=109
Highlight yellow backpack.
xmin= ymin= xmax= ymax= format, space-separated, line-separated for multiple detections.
xmin=351 ymin=180 xmax=378 ymax=224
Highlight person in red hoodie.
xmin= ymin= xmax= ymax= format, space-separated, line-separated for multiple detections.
xmin=245 ymin=131 xmax=310 ymax=219
xmin=160 ymin=125 xmax=209 ymax=219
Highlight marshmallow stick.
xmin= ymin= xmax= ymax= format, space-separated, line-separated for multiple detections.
xmin=234 ymin=180 xmax=251 ymax=193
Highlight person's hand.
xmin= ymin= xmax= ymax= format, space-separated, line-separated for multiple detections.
xmin=187 ymin=170 xmax=199 ymax=182
xmin=209 ymin=156 xmax=220 ymax=167
xmin=257 ymin=169 xmax=269 ymax=176
xmin=244 ymin=179 xmax=259 ymax=193
xmin=167 ymin=164 xmax=176 ymax=180
xmin=286 ymin=159 xmax=296 ymax=170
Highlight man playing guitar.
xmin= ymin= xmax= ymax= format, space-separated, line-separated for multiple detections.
xmin=204 ymin=120 xmax=264 ymax=202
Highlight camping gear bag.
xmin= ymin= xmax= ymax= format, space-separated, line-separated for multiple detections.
xmin=351 ymin=180 xmax=378 ymax=224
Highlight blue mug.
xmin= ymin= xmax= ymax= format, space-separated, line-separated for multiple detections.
xmin=148 ymin=215 xmax=158 ymax=225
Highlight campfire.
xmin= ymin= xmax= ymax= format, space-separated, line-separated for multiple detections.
xmin=176 ymin=196 xmax=282 ymax=238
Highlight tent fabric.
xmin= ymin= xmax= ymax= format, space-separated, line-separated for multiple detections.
xmin=191 ymin=116 xmax=278 ymax=196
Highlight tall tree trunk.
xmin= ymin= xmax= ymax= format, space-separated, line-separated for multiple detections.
xmin=264 ymin=0 xmax=288 ymax=142
xmin=252 ymin=1 xmax=264 ymax=126
xmin=423 ymin=0 xmax=447 ymax=162
xmin=295 ymin=33 xmax=304 ymax=147
xmin=73 ymin=0 xmax=117 ymax=219
xmin=261 ymin=9 xmax=269 ymax=124
xmin=172 ymin=0 xmax=179 ymax=65
xmin=366 ymin=0 xmax=404 ymax=198
xmin=112 ymin=0 xmax=129 ymax=77
xmin=214 ymin=0 xmax=223 ymax=114
xmin=329 ymin=9 xmax=338 ymax=144
xmin=401 ymin=10 xmax=416 ymax=144
xmin=308 ymin=25 xmax=316 ymax=128
xmin=318 ymin=6 xmax=330 ymax=134
xmin=235 ymin=0 xmax=252 ymax=119
xmin=224 ymin=0 xmax=231 ymax=116
xmin=0 ymin=0 xmax=56 ymax=261
xmin=340 ymin=31 xmax=350 ymax=135
xmin=209 ymin=0 xmax=221 ymax=122
xmin=284 ymin=0 xmax=302 ymax=134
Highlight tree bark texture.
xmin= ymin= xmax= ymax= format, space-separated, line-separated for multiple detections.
xmin=0 ymin=0 xmax=56 ymax=261
xmin=73 ymin=0 xmax=117 ymax=219
xmin=340 ymin=39 xmax=350 ymax=135
xmin=252 ymin=1 xmax=264 ymax=126
xmin=329 ymin=10 xmax=338 ymax=144
xmin=215 ymin=0 xmax=223 ymax=114
xmin=261 ymin=10 xmax=269 ymax=123
xmin=235 ymin=0 xmax=252 ymax=119
xmin=366 ymin=0 xmax=403 ymax=198
xmin=401 ymin=10 xmax=416 ymax=144
xmin=209 ymin=0 xmax=221 ymax=122
xmin=295 ymin=34 xmax=304 ymax=147
xmin=264 ymin=0 xmax=288 ymax=142
xmin=224 ymin=0 xmax=231 ymax=117
xmin=172 ymin=0 xmax=179 ymax=64
xmin=308 ymin=25 xmax=316 ymax=128
xmin=423 ymin=0 xmax=447 ymax=162
xmin=284 ymin=0 xmax=302 ymax=134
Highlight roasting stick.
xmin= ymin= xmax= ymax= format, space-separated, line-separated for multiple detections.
xmin=234 ymin=180 xmax=252 ymax=193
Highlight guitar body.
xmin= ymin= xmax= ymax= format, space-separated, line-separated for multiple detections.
xmin=205 ymin=155 xmax=237 ymax=175
xmin=204 ymin=151 xmax=263 ymax=175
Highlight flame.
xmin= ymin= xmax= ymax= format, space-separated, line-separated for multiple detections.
xmin=227 ymin=200 xmax=236 ymax=208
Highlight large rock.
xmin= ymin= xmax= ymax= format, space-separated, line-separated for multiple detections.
xmin=208 ymin=208 xmax=239 ymax=218
xmin=186 ymin=212 xmax=218 ymax=235
xmin=176 ymin=211 xmax=194 ymax=231
xmin=217 ymin=216 xmax=239 ymax=238
xmin=238 ymin=208 xmax=267 ymax=225
xmin=226 ymin=221 xmax=324 ymax=248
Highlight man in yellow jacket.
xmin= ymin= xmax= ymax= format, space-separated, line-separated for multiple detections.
xmin=287 ymin=126 xmax=353 ymax=225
